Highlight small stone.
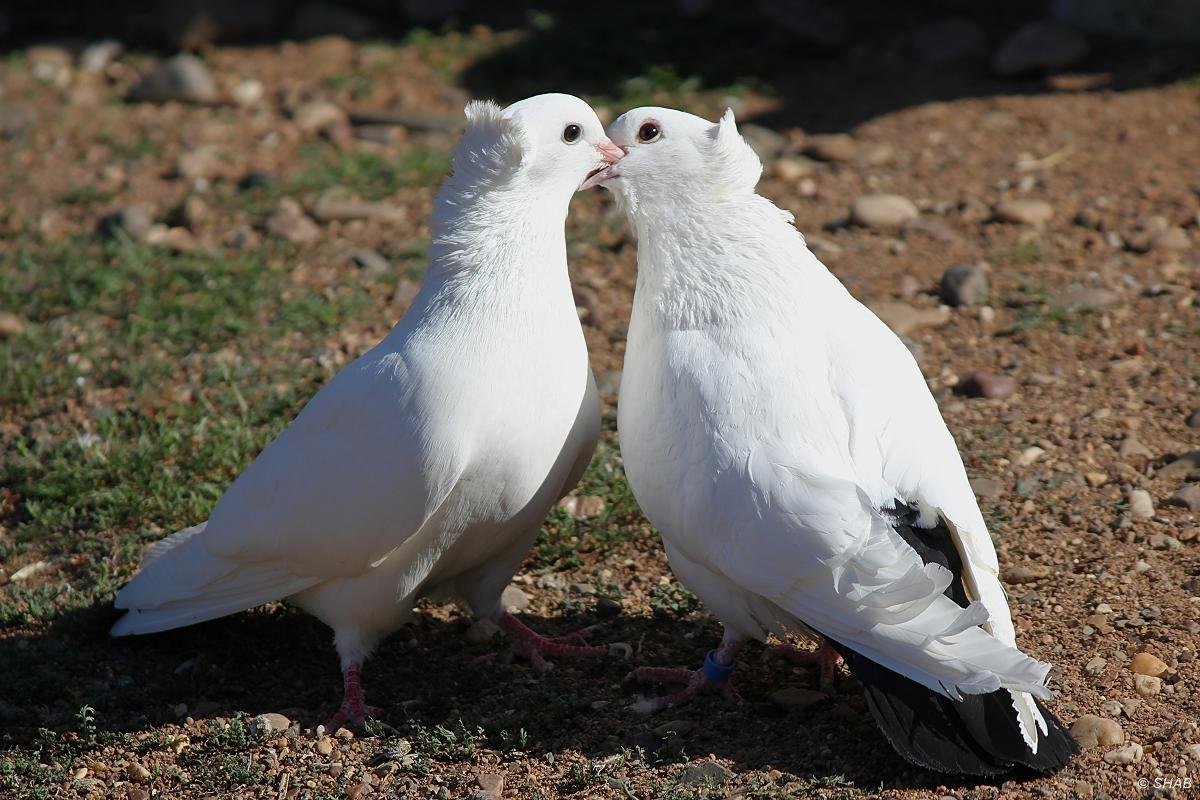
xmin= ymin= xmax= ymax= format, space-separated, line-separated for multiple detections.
xmin=1159 ymin=451 xmax=1200 ymax=480
xmin=352 ymin=249 xmax=391 ymax=276
xmin=127 ymin=762 xmax=152 ymax=783
xmin=1056 ymin=285 xmax=1119 ymax=311
xmin=1118 ymin=434 xmax=1154 ymax=460
xmin=1083 ymin=656 xmax=1107 ymax=676
xmin=1186 ymin=743 xmax=1200 ymax=761
xmin=678 ymin=761 xmax=732 ymax=786
xmin=253 ymin=712 xmax=291 ymax=734
xmin=1084 ymin=472 xmax=1108 ymax=487
xmin=1130 ymin=652 xmax=1168 ymax=677
xmin=465 ymin=618 xmax=500 ymax=645
xmin=911 ymin=17 xmax=984 ymax=63
xmin=770 ymin=156 xmax=814 ymax=182
xmin=1074 ymin=781 xmax=1094 ymax=800
xmin=1099 ymin=699 xmax=1122 ymax=717
xmin=994 ymin=20 xmax=1089 ymax=77
xmin=940 ymin=263 xmax=989 ymax=307
xmin=1133 ymin=674 xmax=1162 ymax=698
xmin=1069 ymin=715 xmax=1123 ymax=749
xmin=1148 ymin=533 xmax=1182 ymax=551
xmin=1127 ymin=489 xmax=1154 ymax=520
xmin=557 ymin=495 xmax=605 ymax=518
xmin=231 ymin=79 xmax=264 ymax=107
xmin=1186 ymin=409 xmax=1200 ymax=429
xmin=176 ymin=145 xmax=222 ymax=181
xmin=239 ymin=170 xmax=277 ymax=190
xmin=0 ymin=105 xmax=30 ymax=140
xmin=738 ymin=124 xmax=786 ymax=161
xmin=266 ymin=200 xmax=320 ymax=244
xmin=1004 ymin=564 xmax=1050 ymax=584
xmin=1015 ymin=446 xmax=1045 ymax=467
xmin=955 ymin=372 xmax=1016 ymax=399
xmin=596 ymin=597 xmax=622 ymax=619
xmin=569 ymin=582 xmax=596 ymax=595
xmin=992 ymin=199 xmax=1053 ymax=226
xmin=1167 ymin=483 xmax=1200 ymax=511
xmin=970 ymin=477 xmax=1005 ymax=499
xmin=10 ymin=561 xmax=51 ymax=582
xmin=180 ymin=195 xmax=209 ymax=230
xmin=79 ymin=40 xmax=122 ymax=72
xmin=0 ymin=311 xmax=27 ymax=337
xmin=849 ymin=194 xmax=918 ymax=230
xmin=1102 ymin=742 xmax=1143 ymax=765
xmin=99 ymin=205 xmax=152 ymax=242
xmin=128 ymin=54 xmax=217 ymax=103
xmin=869 ymin=302 xmax=950 ymax=336
xmin=500 ymin=584 xmax=529 ymax=613
xmin=315 ymin=737 xmax=334 ymax=756
xmin=476 ymin=773 xmax=504 ymax=794
xmin=309 ymin=197 xmax=405 ymax=223
xmin=293 ymin=100 xmax=348 ymax=136
xmin=769 ymin=687 xmax=827 ymax=710
xmin=805 ymin=133 xmax=857 ymax=162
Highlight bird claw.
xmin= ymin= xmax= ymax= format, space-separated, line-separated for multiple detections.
xmin=622 ymin=665 xmax=739 ymax=713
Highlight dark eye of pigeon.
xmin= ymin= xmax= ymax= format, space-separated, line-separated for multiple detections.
xmin=562 ymin=123 xmax=582 ymax=144
xmin=637 ymin=122 xmax=661 ymax=143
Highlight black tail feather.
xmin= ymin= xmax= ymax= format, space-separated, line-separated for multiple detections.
xmin=828 ymin=639 xmax=1079 ymax=776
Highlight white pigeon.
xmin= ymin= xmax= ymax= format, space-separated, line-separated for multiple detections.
xmin=112 ymin=93 xmax=627 ymax=730
xmin=598 ymin=107 xmax=1077 ymax=775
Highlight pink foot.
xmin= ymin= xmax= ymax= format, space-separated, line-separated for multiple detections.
xmin=625 ymin=642 xmax=745 ymax=714
xmin=480 ymin=613 xmax=631 ymax=672
xmin=772 ymin=641 xmax=842 ymax=690
xmin=324 ymin=663 xmax=382 ymax=731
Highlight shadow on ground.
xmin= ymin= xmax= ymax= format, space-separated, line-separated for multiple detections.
xmin=0 ymin=596 xmax=988 ymax=791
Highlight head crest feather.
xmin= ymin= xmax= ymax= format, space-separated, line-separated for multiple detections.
xmin=705 ymin=108 xmax=762 ymax=195
xmin=450 ymin=100 xmax=527 ymax=188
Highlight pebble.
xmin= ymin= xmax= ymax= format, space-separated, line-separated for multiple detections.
xmin=869 ymin=302 xmax=949 ymax=336
xmin=805 ymin=133 xmax=856 ymax=162
xmin=993 ymin=20 xmax=1089 ymax=77
xmin=970 ymin=477 xmax=1005 ymax=499
xmin=0 ymin=311 xmax=28 ymax=337
xmin=79 ymin=40 xmax=122 ymax=73
xmin=1118 ymin=434 xmax=1153 ymax=460
xmin=596 ymin=596 xmax=622 ymax=619
xmin=770 ymin=156 xmax=814 ymax=182
xmin=940 ymin=263 xmax=989 ymax=307
xmin=352 ymin=249 xmax=391 ymax=276
xmin=10 ymin=560 xmax=51 ymax=582
xmin=266 ymin=199 xmax=320 ymax=244
xmin=1069 ymin=715 xmax=1123 ymax=748
xmin=911 ymin=17 xmax=984 ymax=63
xmin=992 ymin=199 xmax=1053 ymax=226
xmin=465 ymin=617 xmax=500 ymax=645
xmin=231 ymin=79 xmax=265 ymax=107
xmin=1134 ymin=675 xmax=1162 ymax=698
xmin=315 ymin=737 xmax=334 ymax=756
xmin=1186 ymin=409 xmax=1200 ymax=429
xmin=176 ymin=145 xmax=222 ymax=181
xmin=0 ymin=105 xmax=30 ymax=140
xmin=1055 ymin=285 xmax=1119 ymax=311
xmin=1158 ymin=451 xmax=1200 ymax=480
xmin=99 ymin=205 xmax=152 ymax=242
xmin=476 ymin=773 xmax=504 ymax=794
xmin=1015 ymin=446 xmax=1044 ymax=467
xmin=1074 ymin=781 xmax=1094 ymax=800
xmin=128 ymin=54 xmax=217 ymax=103
xmin=253 ymin=712 xmax=291 ymax=734
xmin=557 ymin=495 xmax=605 ymax=518
xmin=127 ymin=762 xmax=152 ymax=783
xmin=955 ymin=372 xmax=1016 ymax=399
xmin=1099 ymin=699 xmax=1121 ymax=717
xmin=678 ymin=761 xmax=732 ymax=786
xmin=1149 ymin=533 xmax=1182 ymax=551
xmin=769 ymin=687 xmax=827 ymax=711
xmin=1127 ymin=489 xmax=1154 ymax=520
xmin=310 ymin=196 xmax=405 ymax=223
xmin=738 ymin=124 xmax=786 ymax=161
xmin=849 ymin=193 xmax=918 ymax=230
xmin=180 ymin=195 xmax=209 ymax=230
xmin=1084 ymin=472 xmax=1108 ymax=487
xmin=1167 ymin=483 xmax=1200 ymax=511
xmin=501 ymin=584 xmax=529 ymax=612
xmin=293 ymin=100 xmax=349 ymax=136
xmin=1083 ymin=656 xmax=1107 ymax=676
xmin=1128 ymin=226 xmax=1190 ymax=254
xmin=1102 ymin=742 xmax=1143 ymax=765
xmin=1132 ymin=652 xmax=1171 ymax=676
xmin=1004 ymin=564 xmax=1049 ymax=584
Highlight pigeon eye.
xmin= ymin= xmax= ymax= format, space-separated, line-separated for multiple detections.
xmin=637 ymin=122 xmax=661 ymax=143
xmin=562 ymin=123 xmax=582 ymax=144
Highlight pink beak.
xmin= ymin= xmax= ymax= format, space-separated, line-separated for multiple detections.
xmin=596 ymin=137 xmax=624 ymax=165
xmin=579 ymin=137 xmax=625 ymax=190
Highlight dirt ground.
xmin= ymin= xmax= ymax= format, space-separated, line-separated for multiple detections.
xmin=1 ymin=5 xmax=1199 ymax=800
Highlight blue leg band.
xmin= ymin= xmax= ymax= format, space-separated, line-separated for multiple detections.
xmin=702 ymin=649 xmax=735 ymax=683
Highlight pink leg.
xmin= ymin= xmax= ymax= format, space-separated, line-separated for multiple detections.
xmin=325 ymin=663 xmax=382 ymax=731
xmin=624 ymin=638 xmax=746 ymax=714
xmin=481 ymin=613 xmax=630 ymax=672
xmin=773 ymin=641 xmax=842 ymax=690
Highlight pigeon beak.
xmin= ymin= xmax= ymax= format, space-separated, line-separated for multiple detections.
xmin=579 ymin=137 xmax=625 ymax=190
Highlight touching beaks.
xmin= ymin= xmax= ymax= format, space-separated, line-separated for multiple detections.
xmin=579 ymin=137 xmax=625 ymax=191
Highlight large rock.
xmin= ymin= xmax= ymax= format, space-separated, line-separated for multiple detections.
xmin=1167 ymin=483 xmax=1200 ymax=511
xmin=128 ymin=54 xmax=217 ymax=104
xmin=994 ymin=21 xmax=1090 ymax=77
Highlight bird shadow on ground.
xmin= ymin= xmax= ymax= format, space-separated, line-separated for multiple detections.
xmin=1 ymin=597 xmax=1011 ymax=793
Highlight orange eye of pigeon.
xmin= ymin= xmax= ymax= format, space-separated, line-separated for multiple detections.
xmin=637 ymin=122 xmax=661 ymax=143
xmin=562 ymin=123 xmax=582 ymax=143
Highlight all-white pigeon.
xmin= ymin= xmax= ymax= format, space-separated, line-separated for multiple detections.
xmin=112 ymin=93 xmax=627 ymax=730
xmin=597 ymin=107 xmax=1078 ymax=775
